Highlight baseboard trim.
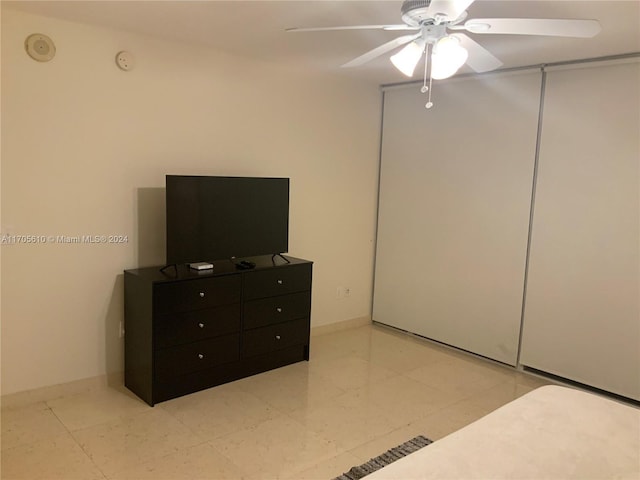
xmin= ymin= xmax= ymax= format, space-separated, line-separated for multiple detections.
xmin=311 ymin=315 xmax=371 ymax=337
xmin=1 ymin=372 xmax=124 ymax=409
xmin=3 ymin=317 xmax=373 ymax=407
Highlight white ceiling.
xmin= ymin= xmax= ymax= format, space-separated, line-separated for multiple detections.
xmin=6 ymin=0 xmax=640 ymax=85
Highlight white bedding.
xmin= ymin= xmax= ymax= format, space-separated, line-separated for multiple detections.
xmin=365 ymin=385 xmax=640 ymax=479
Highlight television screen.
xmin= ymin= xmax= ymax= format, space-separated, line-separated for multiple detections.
xmin=166 ymin=175 xmax=289 ymax=264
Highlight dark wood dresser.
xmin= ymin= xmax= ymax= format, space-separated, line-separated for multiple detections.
xmin=124 ymin=255 xmax=312 ymax=405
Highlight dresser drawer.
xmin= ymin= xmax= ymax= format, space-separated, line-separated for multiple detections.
xmin=155 ymin=304 xmax=241 ymax=348
xmin=154 ymin=275 xmax=241 ymax=314
xmin=244 ymin=291 xmax=311 ymax=330
xmin=244 ymin=264 xmax=312 ymax=300
xmin=242 ymin=318 xmax=309 ymax=357
xmin=155 ymin=334 xmax=240 ymax=381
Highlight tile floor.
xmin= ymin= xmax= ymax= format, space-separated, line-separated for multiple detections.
xmin=1 ymin=324 xmax=551 ymax=480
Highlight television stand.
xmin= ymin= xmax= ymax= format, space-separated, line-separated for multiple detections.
xmin=124 ymin=255 xmax=312 ymax=406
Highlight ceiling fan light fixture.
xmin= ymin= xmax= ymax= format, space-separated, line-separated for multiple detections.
xmin=431 ymin=35 xmax=468 ymax=79
xmin=390 ymin=39 xmax=425 ymax=77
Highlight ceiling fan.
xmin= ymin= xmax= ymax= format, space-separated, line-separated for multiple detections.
xmin=287 ymin=0 xmax=601 ymax=107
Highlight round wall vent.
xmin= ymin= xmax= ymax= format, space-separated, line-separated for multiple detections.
xmin=25 ymin=34 xmax=56 ymax=62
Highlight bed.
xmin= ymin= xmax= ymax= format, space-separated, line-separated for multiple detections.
xmin=364 ymin=385 xmax=640 ymax=479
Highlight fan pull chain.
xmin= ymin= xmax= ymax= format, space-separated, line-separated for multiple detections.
xmin=426 ymin=75 xmax=433 ymax=109
xmin=420 ymin=43 xmax=434 ymax=109
xmin=421 ymin=44 xmax=429 ymax=93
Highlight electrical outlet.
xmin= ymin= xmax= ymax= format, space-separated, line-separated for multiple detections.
xmin=337 ymin=287 xmax=351 ymax=298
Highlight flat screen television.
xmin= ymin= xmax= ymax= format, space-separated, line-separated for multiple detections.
xmin=166 ymin=175 xmax=289 ymax=265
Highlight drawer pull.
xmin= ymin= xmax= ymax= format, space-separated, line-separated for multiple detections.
xmin=198 ymin=353 xmax=204 ymax=359
xmin=277 ymin=280 xmax=283 ymax=285
xmin=199 ymin=292 xmax=205 ymax=298
xmin=275 ymin=335 xmax=281 ymax=340
xmin=276 ymin=307 xmax=282 ymax=313
xmin=198 ymin=323 xmax=205 ymax=328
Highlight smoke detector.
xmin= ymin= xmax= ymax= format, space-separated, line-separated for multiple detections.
xmin=115 ymin=51 xmax=135 ymax=71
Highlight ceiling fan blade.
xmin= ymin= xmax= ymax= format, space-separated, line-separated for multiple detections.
xmin=452 ymin=33 xmax=503 ymax=73
xmin=286 ymin=25 xmax=418 ymax=33
xmin=341 ymin=33 xmax=421 ymax=68
xmin=463 ymin=18 xmax=602 ymax=37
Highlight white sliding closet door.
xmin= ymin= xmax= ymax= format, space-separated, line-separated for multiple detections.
xmin=520 ymin=60 xmax=640 ymax=400
xmin=373 ymin=71 xmax=542 ymax=365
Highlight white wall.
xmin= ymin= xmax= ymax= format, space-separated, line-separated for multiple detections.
xmin=1 ymin=9 xmax=381 ymax=394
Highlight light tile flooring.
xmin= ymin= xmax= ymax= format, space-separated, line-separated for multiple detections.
xmin=1 ymin=324 xmax=551 ymax=480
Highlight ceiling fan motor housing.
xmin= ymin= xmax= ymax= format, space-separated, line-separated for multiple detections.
xmin=401 ymin=0 xmax=466 ymax=26
xmin=401 ymin=0 xmax=435 ymax=27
